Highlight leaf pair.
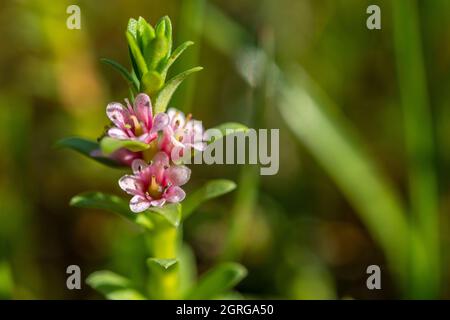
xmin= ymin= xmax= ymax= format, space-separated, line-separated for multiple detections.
xmin=87 ymin=262 xmax=247 ymax=300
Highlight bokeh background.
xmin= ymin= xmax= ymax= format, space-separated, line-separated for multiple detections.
xmin=1 ymin=0 xmax=450 ymax=299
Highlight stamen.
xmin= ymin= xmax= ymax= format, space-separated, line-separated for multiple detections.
xmin=148 ymin=175 xmax=163 ymax=198
xmin=130 ymin=115 xmax=143 ymax=136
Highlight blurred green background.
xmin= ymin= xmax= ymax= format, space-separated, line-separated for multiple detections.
xmin=1 ymin=0 xmax=450 ymax=299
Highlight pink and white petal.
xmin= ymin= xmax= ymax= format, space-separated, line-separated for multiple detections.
xmin=152 ymin=112 xmax=169 ymax=132
xmin=134 ymin=93 xmax=152 ymax=127
xmin=131 ymin=159 xmax=149 ymax=174
xmin=170 ymin=134 xmax=186 ymax=148
xmin=152 ymin=152 xmax=170 ymax=167
xmin=166 ymin=165 xmax=191 ymax=186
xmin=139 ymin=132 xmax=158 ymax=144
xmin=150 ymin=198 xmax=166 ymax=207
xmin=167 ymin=108 xmax=178 ymax=120
xmin=107 ymin=127 xmax=129 ymax=139
xmin=165 ymin=186 xmax=186 ymax=203
xmin=168 ymin=109 xmax=185 ymax=129
xmin=118 ymin=175 xmax=143 ymax=195
xmin=111 ymin=149 xmax=140 ymax=166
xmin=130 ymin=195 xmax=151 ymax=213
xmin=106 ymin=102 xmax=127 ymax=128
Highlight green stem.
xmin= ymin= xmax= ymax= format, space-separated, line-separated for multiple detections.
xmin=146 ymin=219 xmax=181 ymax=299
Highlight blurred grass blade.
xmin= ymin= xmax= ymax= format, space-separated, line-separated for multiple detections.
xmin=86 ymin=270 xmax=146 ymax=300
xmin=184 ymin=262 xmax=247 ymax=299
xmin=278 ymin=67 xmax=409 ymax=287
xmin=55 ymin=137 xmax=122 ymax=168
xmin=392 ymin=0 xmax=440 ymax=298
xmin=183 ymin=179 xmax=237 ymax=219
xmin=154 ymin=66 xmax=203 ymax=113
xmin=101 ymin=58 xmax=139 ymax=92
xmin=179 ymin=245 xmax=197 ymax=296
xmin=70 ymin=192 xmax=154 ymax=231
xmin=0 ymin=261 xmax=13 ymax=299
xmin=201 ymin=3 xmax=253 ymax=56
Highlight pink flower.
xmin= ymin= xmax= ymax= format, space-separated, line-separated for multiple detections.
xmin=106 ymin=93 xmax=169 ymax=144
xmin=159 ymin=108 xmax=206 ymax=162
xmin=119 ymin=152 xmax=191 ymax=212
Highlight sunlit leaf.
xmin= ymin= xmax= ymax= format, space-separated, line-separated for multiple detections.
xmin=153 ymin=67 xmax=203 ymax=113
xmin=70 ymin=192 xmax=154 ymax=230
xmin=86 ymin=270 xmax=146 ymax=300
xmin=137 ymin=16 xmax=155 ymax=53
xmin=126 ymin=31 xmax=148 ymax=78
xmin=183 ymin=179 xmax=237 ymax=219
xmin=55 ymin=137 xmax=121 ymax=168
xmin=184 ymin=262 xmax=247 ymax=300
xmin=100 ymin=137 xmax=149 ymax=155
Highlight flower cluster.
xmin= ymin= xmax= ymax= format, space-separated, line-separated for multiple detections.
xmin=106 ymin=93 xmax=204 ymax=212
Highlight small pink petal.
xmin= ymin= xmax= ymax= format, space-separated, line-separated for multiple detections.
xmin=119 ymin=175 xmax=143 ymax=195
xmin=111 ymin=149 xmax=140 ymax=166
xmin=165 ymin=186 xmax=186 ymax=203
xmin=167 ymin=166 xmax=191 ymax=186
xmin=106 ymin=102 xmax=127 ymax=128
xmin=131 ymin=159 xmax=148 ymax=174
xmin=108 ymin=127 xmax=128 ymax=139
xmin=152 ymin=113 xmax=169 ymax=132
xmin=170 ymin=135 xmax=186 ymax=148
xmin=168 ymin=108 xmax=185 ymax=129
xmin=134 ymin=94 xmax=152 ymax=127
xmin=152 ymin=152 xmax=170 ymax=167
xmin=130 ymin=195 xmax=151 ymax=213
xmin=150 ymin=198 xmax=166 ymax=207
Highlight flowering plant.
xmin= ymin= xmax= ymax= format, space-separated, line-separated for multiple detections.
xmin=58 ymin=16 xmax=247 ymax=299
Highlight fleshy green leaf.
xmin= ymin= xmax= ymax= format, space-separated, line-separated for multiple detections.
xmin=153 ymin=67 xmax=203 ymax=113
xmin=146 ymin=16 xmax=172 ymax=70
xmin=141 ymin=70 xmax=164 ymax=96
xmin=55 ymin=137 xmax=121 ymax=168
xmin=183 ymin=179 xmax=237 ymax=219
xmin=147 ymin=258 xmax=178 ymax=270
xmin=159 ymin=41 xmax=194 ymax=76
xmin=148 ymin=203 xmax=182 ymax=228
xmin=70 ymin=192 xmax=154 ymax=230
xmin=126 ymin=31 xmax=148 ymax=78
xmin=86 ymin=270 xmax=146 ymax=300
xmin=184 ymin=263 xmax=247 ymax=300
xmin=101 ymin=58 xmax=139 ymax=93
xmin=127 ymin=18 xmax=138 ymax=38
xmin=146 ymin=257 xmax=179 ymax=299
xmin=100 ymin=137 xmax=149 ymax=155
xmin=137 ymin=16 xmax=155 ymax=52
